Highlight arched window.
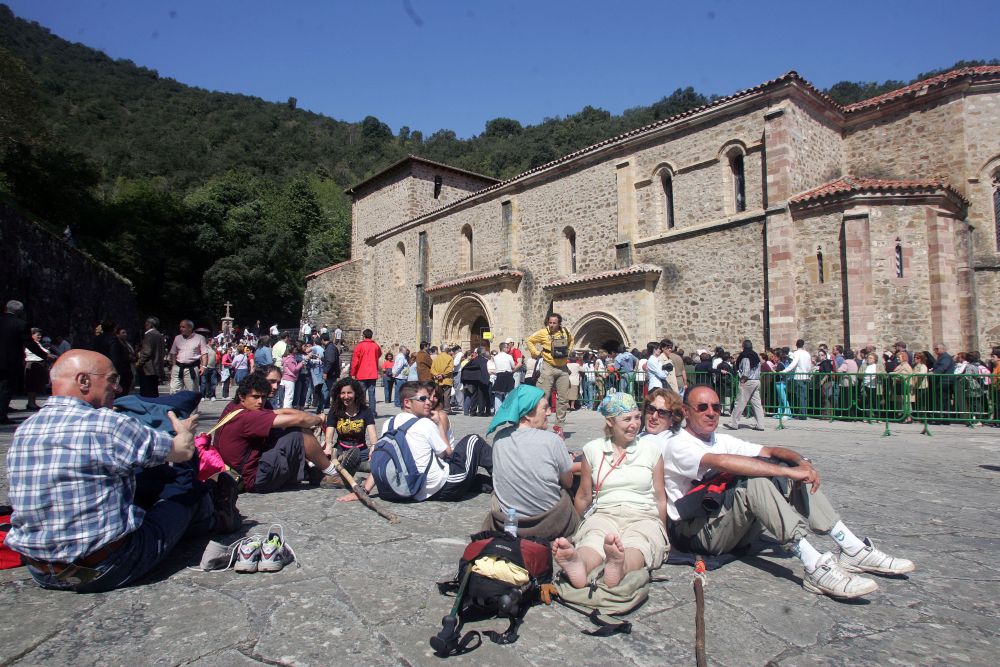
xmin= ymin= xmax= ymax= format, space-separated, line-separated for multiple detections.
xmin=395 ymin=242 xmax=406 ymax=286
xmin=563 ymin=226 xmax=577 ymax=274
xmin=461 ymin=224 xmax=473 ymax=271
xmin=661 ymin=171 xmax=675 ymax=229
xmin=894 ymin=239 xmax=904 ymax=278
xmin=730 ymin=153 xmax=746 ymax=213
xmin=816 ymin=246 xmax=825 ymax=284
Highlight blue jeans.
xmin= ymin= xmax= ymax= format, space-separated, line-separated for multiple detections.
xmin=393 ymin=378 xmax=406 ymax=407
xmin=200 ymin=369 xmax=218 ymax=398
xmin=793 ymin=379 xmax=809 ymax=418
xmin=360 ymin=379 xmax=377 ymax=415
xmin=27 ymin=459 xmax=213 ymax=593
xmin=775 ymin=382 xmax=792 ymax=418
xmin=383 ymin=374 xmax=394 ymax=403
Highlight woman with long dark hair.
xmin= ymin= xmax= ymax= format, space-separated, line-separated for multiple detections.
xmin=324 ymin=377 xmax=377 ymax=468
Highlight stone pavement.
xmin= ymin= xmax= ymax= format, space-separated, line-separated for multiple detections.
xmin=1 ymin=396 xmax=999 ymax=666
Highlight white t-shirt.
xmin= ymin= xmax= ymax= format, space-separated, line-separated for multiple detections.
xmin=381 ymin=413 xmax=449 ymax=501
xmin=493 ymin=351 xmax=515 ymax=374
xmin=784 ymin=348 xmax=813 ymax=380
xmin=654 ymin=428 xmax=763 ymax=521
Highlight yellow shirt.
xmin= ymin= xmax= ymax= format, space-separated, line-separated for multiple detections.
xmin=430 ymin=352 xmax=454 ymax=386
xmin=526 ymin=327 xmax=574 ymax=368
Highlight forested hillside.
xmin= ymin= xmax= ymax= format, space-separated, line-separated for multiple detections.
xmin=0 ymin=4 xmax=993 ymax=327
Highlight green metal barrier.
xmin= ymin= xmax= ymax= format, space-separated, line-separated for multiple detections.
xmin=755 ymin=371 xmax=997 ymax=432
xmin=578 ymin=368 xmax=998 ymax=433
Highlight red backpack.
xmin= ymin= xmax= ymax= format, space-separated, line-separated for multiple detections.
xmin=0 ymin=506 xmax=24 ymax=569
xmin=431 ymin=531 xmax=552 ymax=656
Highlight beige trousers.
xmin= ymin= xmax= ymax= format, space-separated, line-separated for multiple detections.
xmin=537 ymin=362 xmax=571 ymax=426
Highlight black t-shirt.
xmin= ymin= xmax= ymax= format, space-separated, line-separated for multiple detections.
xmin=327 ymin=406 xmax=375 ymax=449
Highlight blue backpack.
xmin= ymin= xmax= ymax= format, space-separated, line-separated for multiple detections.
xmin=370 ymin=416 xmax=441 ymax=501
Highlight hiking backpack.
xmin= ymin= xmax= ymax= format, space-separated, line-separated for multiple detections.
xmin=431 ymin=531 xmax=553 ymax=656
xmin=369 ymin=416 xmax=438 ymax=501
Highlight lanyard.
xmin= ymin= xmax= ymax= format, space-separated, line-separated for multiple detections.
xmin=594 ymin=448 xmax=628 ymax=495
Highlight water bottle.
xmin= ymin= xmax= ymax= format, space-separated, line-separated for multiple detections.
xmin=503 ymin=507 xmax=518 ymax=537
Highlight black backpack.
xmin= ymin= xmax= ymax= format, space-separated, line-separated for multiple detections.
xmin=431 ymin=531 xmax=552 ymax=656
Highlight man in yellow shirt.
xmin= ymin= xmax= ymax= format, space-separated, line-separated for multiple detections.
xmin=526 ymin=313 xmax=574 ymax=437
xmin=430 ymin=345 xmax=454 ymax=411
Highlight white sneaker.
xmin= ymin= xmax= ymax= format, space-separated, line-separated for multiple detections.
xmin=803 ymin=552 xmax=878 ymax=599
xmin=258 ymin=524 xmax=296 ymax=573
xmin=837 ymin=538 xmax=915 ymax=575
xmin=233 ymin=535 xmax=263 ymax=573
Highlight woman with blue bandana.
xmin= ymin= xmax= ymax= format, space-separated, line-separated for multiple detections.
xmin=481 ymin=385 xmax=581 ymax=540
xmin=552 ymin=392 xmax=668 ymax=588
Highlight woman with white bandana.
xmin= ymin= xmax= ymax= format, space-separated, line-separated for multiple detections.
xmin=552 ymin=392 xmax=668 ymax=588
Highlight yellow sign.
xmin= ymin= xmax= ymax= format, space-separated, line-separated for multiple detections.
xmin=482 ymin=332 xmax=493 ymax=340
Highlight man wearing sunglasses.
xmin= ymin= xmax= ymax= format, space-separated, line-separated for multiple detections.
xmin=661 ymin=384 xmax=914 ymax=600
xmin=6 ymin=350 xmax=212 ymax=592
xmin=340 ymin=381 xmax=493 ymax=503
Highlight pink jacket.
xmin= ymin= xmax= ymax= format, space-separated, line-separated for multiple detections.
xmin=281 ymin=355 xmax=304 ymax=381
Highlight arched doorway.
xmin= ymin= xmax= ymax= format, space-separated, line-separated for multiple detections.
xmin=442 ymin=294 xmax=493 ymax=350
xmin=573 ymin=312 xmax=629 ymax=354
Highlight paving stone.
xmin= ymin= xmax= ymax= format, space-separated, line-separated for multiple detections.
xmin=1 ymin=401 xmax=998 ymax=665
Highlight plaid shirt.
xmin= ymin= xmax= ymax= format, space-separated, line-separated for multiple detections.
xmin=5 ymin=396 xmax=172 ymax=562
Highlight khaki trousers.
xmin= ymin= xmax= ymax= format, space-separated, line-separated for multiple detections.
xmin=537 ymin=362 xmax=571 ymax=426
xmin=729 ymin=379 xmax=764 ymax=429
xmin=674 ymin=478 xmax=840 ymax=555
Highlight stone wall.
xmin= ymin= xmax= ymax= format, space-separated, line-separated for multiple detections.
xmin=0 ymin=202 xmax=137 ymax=344
xmin=845 ymin=94 xmax=967 ymax=186
xmin=301 ymin=259 xmax=364 ymax=343
xmin=314 ymin=73 xmax=1000 ymax=358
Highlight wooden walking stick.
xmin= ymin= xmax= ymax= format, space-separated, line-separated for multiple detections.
xmin=330 ymin=457 xmax=400 ymax=524
xmin=693 ymin=558 xmax=707 ymax=667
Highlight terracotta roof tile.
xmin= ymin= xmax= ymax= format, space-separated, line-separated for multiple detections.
xmin=304 ymin=257 xmax=361 ymax=280
xmin=843 ymin=65 xmax=1000 ymax=113
xmin=346 ymin=155 xmax=499 ymax=195
xmin=789 ymin=176 xmax=967 ymax=205
xmin=425 ymin=269 xmax=523 ymax=294
xmin=544 ymin=264 xmax=662 ymax=290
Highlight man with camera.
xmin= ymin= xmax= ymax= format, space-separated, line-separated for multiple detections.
xmin=526 ymin=313 xmax=574 ymax=438
xmin=656 ymin=384 xmax=914 ymax=600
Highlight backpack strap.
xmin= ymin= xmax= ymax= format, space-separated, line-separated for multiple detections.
xmin=205 ymin=408 xmax=244 ymax=436
xmin=549 ymin=596 xmax=633 ymax=636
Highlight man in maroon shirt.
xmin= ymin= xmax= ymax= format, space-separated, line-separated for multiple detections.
xmin=349 ymin=328 xmax=382 ymax=418
xmin=214 ymin=372 xmax=338 ymax=493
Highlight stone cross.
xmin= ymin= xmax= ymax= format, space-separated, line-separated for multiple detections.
xmin=223 ymin=301 xmax=232 ymax=318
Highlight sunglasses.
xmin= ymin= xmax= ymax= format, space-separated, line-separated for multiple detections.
xmin=643 ymin=405 xmax=673 ymax=420
xmin=407 ymin=395 xmax=431 ymax=402
xmin=691 ymin=403 xmax=722 ymax=414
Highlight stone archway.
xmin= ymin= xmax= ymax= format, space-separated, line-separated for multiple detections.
xmin=573 ymin=312 xmax=630 ymax=354
xmin=441 ymin=293 xmax=493 ymax=350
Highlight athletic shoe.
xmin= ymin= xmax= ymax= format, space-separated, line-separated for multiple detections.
xmin=836 ymin=538 xmax=915 ymax=575
xmin=233 ymin=535 xmax=263 ymax=573
xmin=803 ymin=552 xmax=878 ymax=599
xmin=258 ymin=524 xmax=295 ymax=573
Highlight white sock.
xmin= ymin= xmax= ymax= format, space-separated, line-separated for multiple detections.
xmin=795 ymin=538 xmax=823 ymax=572
xmin=829 ymin=520 xmax=866 ymax=555
xmin=322 ymin=463 xmax=338 ymax=476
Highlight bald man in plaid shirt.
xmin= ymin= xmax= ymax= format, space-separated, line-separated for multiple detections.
xmin=5 ymin=350 xmax=212 ymax=592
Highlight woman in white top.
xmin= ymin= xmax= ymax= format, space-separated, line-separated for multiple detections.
xmin=565 ymin=354 xmax=582 ymax=410
xmin=553 ymin=392 xmax=667 ymax=588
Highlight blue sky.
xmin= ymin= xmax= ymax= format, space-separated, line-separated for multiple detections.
xmin=7 ymin=0 xmax=997 ymax=138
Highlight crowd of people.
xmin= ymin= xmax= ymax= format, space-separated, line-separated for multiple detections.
xmin=2 ymin=306 xmax=934 ymax=609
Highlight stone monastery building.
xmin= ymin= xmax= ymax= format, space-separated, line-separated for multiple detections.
xmin=303 ymin=66 xmax=1000 ymax=354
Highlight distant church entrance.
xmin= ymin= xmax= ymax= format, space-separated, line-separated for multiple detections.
xmin=442 ymin=295 xmax=492 ymax=350
xmin=573 ymin=312 xmax=629 ymax=354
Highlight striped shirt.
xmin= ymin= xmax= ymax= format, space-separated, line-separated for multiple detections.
xmin=5 ymin=396 xmax=172 ymax=562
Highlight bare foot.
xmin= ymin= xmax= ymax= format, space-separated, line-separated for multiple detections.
xmin=602 ymin=533 xmax=626 ymax=587
xmin=552 ymin=537 xmax=588 ymax=588
xmin=336 ymin=492 xmax=359 ymax=503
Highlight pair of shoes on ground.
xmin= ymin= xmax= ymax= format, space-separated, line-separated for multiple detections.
xmin=804 ymin=539 xmax=915 ymax=599
xmin=233 ymin=525 xmax=296 ymax=573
